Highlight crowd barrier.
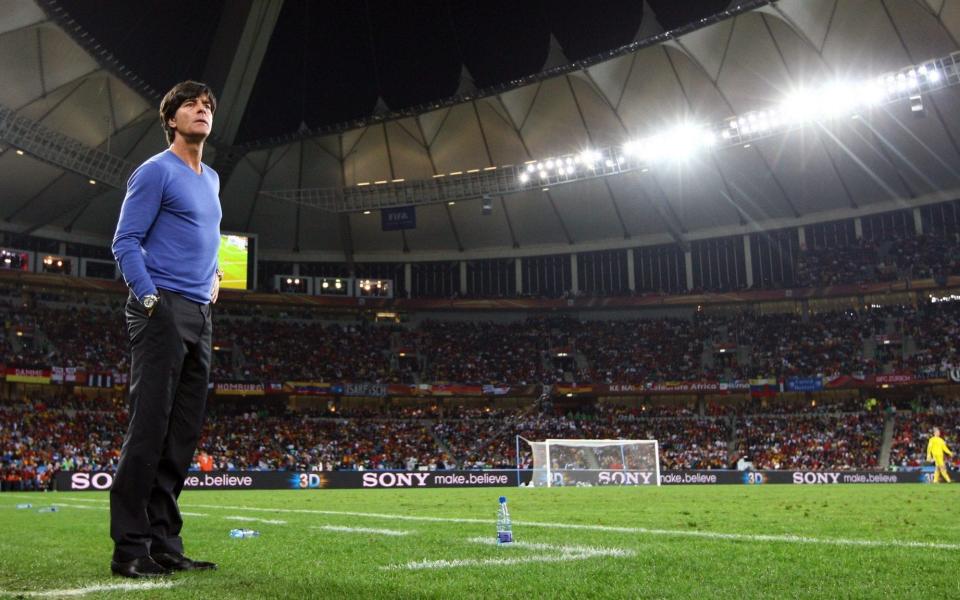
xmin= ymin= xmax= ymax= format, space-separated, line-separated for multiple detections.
xmin=54 ymin=468 xmax=960 ymax=491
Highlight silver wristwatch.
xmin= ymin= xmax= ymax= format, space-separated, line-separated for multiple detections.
xmin=142 ymin=294 xmax=159 ymax=311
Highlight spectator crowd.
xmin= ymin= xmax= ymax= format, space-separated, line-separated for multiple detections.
xmin=5 ymin=395 xmax=959 ymax=490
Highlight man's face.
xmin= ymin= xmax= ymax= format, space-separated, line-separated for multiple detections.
xmin=168 ymin=94 xmax=213 ymax=142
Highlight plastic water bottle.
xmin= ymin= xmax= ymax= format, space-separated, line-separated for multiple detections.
xmin=16 ymin=503 xmax=32 ymax=509
xmin=229 ymin=528 xmax=260 ymax=539
xmin=496 ymin=496 xmax=513 ymax=545
xmin=37 ymin=506 xmax=58 ymax=513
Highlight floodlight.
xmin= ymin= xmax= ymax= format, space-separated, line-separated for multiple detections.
xmin=910 ymin=94 xmax=924 ymax=114
xmin=818 ymin=82 xmax=860 ymax=118
xmin=861 ymin=81 xmax=886 ymax=106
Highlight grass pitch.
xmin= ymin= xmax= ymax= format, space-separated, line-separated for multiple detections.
xmin=1 ymin=485 xmax=958 ymax=599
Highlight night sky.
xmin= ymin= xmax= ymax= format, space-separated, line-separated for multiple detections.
xmin=55 ymin=0 xmax=731 ymax=144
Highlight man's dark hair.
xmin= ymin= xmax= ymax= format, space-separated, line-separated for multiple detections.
xmin=159 ymin=81 xmax=217 ymax=145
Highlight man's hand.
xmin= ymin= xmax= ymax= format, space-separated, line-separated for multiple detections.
xmin=211 ymin=269 xmax=222 ymax=304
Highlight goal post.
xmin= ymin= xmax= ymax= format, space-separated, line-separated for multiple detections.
xmin=519 ymin=438 xmax=660 ymax=487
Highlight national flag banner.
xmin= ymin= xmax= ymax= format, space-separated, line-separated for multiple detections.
xmin=381 ymin=206 xmax=416 ymax=231
xmin=824 ymin=373 xmax=865 ymax=389
xmin=6 ymin=366 xmax=52 ymax=384
xmin=86 ymin=373 xmax=114 ymax=388
xmin=749 ymin=378 xmax=778 ymax=397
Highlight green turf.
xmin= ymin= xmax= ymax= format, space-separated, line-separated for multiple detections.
xmin=1 ymin=485 xmax=958 ymax=598
xmin=218 ymin=235 xmax=248 ymax=290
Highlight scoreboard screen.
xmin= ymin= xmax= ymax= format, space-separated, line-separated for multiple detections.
xmin=218 ymin=233 xmax=256 ymax=290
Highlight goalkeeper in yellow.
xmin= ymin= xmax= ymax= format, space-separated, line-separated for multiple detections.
xmin=926 ymin=427 xmax=953 ymax=483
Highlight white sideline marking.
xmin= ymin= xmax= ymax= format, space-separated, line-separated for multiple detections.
xmin=47 ymin=498 xmax=960 ymax=551
xmin=49 ymin=503 xmax=207 ymax=517
xmin=224 ymin=515 xmax=287 ymax=525
xmin=180 ymin=503 xmax=960 ymax=551
xmin=382 ymin=536 xmax=633 ymax=571
xmin=52 ymin=503 xmax=106 ymax=510
xmin=312 ymin=525 xmax=410 ymax=537
xmin=0 ymin=581 xmax=178 ymax=597
xmin=467 ymin=536 xmax=633 ymax=556
xmin=385 ymin=555 xmax=588 ymax=571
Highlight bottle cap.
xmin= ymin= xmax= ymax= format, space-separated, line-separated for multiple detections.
xmin=499 ymin=496 xmax=507 ymax=503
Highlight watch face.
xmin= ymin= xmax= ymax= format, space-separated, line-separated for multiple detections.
xmin=143 ymin=296 xmax=156 ymax=309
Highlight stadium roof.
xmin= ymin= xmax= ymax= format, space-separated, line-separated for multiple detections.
xmin=0 ymin=0 xmax=959 ymax=262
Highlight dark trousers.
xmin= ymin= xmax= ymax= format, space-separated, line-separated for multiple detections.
xmin=110 ymin=289 xmax=212 ymax=562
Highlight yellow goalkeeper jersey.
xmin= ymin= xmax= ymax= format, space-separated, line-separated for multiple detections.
xmin=927 ymin=435 xmax=953 ymax=462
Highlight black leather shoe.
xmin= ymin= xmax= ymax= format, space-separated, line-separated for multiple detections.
xmin=111 ymin=556 xmax=173 ymax=578
xmin=152 ymin=552 xmax=217 ymax=571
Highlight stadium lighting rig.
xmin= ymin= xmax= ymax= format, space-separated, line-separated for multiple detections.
xmin=515 ymin=55 xmax=957 ymax=192
xmin=260 ymin=51 xmax=960 ymax=213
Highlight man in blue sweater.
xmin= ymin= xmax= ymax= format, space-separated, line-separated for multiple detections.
xmin=110 ymin=80 xmax=222 ymax=578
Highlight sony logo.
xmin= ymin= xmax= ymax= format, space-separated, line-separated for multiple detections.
xmin=362 ymin=472 xmax=431 ymax=488
xmin=597 ymin=471 xmax=655 ymax=485
xmin=71 ymin=472 xmax=114 ymax=490
xmin=792 ymin=472 xmax=841 ymax=484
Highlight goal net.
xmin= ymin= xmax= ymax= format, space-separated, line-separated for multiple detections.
xmin=521 ymin=438 xmax=660 ymax=487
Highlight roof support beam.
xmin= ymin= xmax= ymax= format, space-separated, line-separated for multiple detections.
xmin=202 ymin=0 xmax=284 ymax=145
xmin=0 ymin=100 xmax=132 ymax=189
xmin=564 ymin=74 xmax=631 ymax=238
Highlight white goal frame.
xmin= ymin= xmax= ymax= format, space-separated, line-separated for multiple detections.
xmin=521 ymin=438 xmax=661 ymax=487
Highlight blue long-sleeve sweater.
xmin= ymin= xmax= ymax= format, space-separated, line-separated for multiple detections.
xmin=112 ymin=150 xmax=222 ymax=304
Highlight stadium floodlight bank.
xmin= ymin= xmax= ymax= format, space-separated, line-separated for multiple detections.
xmin=519 ymin=438 xmax=660 ymax=487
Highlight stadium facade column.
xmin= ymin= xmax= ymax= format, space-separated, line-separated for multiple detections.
xmin=459 ymin=261 xmax=467 ymax=296
xmin=626 ymin=249 xmax=636 ymax=292
xmin=515 ymin=258 xmax=522 ymax=295
xmin=854 ymin=218 xmax=863 ymax=240
xmin=742 ymin=235 xmax=754 ymax=288
xmin=684 ymin=250 xmax=694 ymax=291
xmin=404 ymin=263 xmax=412 ymax=299
xmin=913 ymin=208 xmax=923 ymax=235
xmin=570 ymin=254 xmax=579 ymax=295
